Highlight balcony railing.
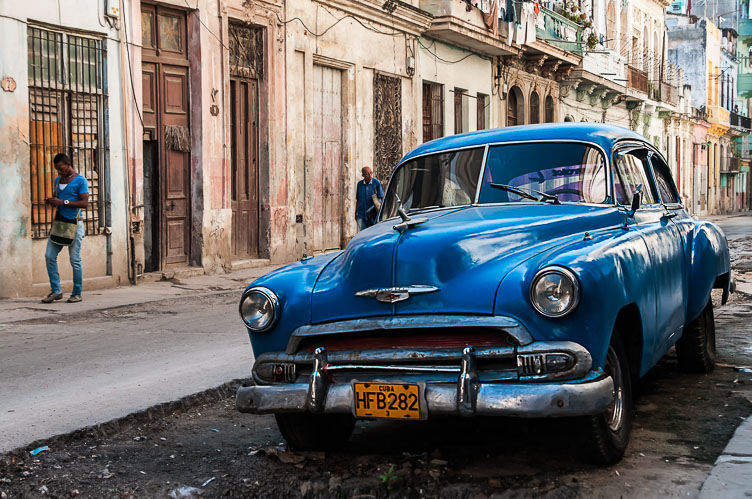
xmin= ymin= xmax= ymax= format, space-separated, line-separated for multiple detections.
xmin=730 ymin=111 xmax=752 ymax=129
xmin=739 ymin=73 xmax=752 ymax=99
xmin=661 ymin=81 xmax=678 ymax=106
xmin=535 ymin=6 xmax=583 ymax=55
xmin=721 ymin=156 xmax=741 ymax=173
xmin=707 ymin=104 xmax=731 ymax=125
xmin=739 ymin=18 xmax=752 ymax=41
xmin=627 ymin=65 xmax=648 ymax=93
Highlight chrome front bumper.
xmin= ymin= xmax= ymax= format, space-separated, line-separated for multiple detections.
xmin=236 ymin=346 xmax=614 ymax=418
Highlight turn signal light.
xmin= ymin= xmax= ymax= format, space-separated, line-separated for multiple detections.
xmin=517 ymin=352 xmax=575 ymax=377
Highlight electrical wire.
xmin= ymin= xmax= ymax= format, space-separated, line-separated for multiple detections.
xmin=417 ymin=38 xmax=488 ymax=64
xmin=184 ymin=0 xmax=231 ymax=51
xmin=121 ymin=2 xmax=144 ymax=127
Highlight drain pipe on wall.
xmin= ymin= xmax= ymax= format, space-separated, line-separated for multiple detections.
xmin=118 ymin=0 xmax=137 ymax=285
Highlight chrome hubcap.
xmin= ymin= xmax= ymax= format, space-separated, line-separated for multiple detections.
xmin=604 ymin=346 xmax=624 ymax=432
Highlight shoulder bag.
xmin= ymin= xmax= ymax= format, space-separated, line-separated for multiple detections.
xmin=49 ymin=177 xmax=80 ymax=246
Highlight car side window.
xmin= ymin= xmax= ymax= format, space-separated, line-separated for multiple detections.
xmin=612 ymin=149 xmax=657 ymax=206
xmin=649 ymin=154 xmax=679 ymax=204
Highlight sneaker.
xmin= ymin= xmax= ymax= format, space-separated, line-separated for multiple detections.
xmin=67 ymin=295 xmax=82 ymax=303
xmin=41 ymin=292 xmax=63 ymax=303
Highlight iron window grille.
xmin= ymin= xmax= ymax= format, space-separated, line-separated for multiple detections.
xmin=27 ymin=25 xmax=108 ymax=238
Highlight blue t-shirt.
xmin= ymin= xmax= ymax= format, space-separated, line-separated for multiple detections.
xmin=55 ymin=174 xmax=89 ymax=219
xmin=356 ymin=178 xmax=384 ymax=219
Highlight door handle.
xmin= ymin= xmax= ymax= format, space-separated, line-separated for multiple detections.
xmin=167 ymin=200 xmax=175 ymax=211
xmin=662 ymin=212 xmax=677 ymax=220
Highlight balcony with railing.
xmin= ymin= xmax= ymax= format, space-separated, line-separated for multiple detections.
xmin=739 ymin=73 xmax=752 ymax=99
xmin=721 ymin=156 xmax=741 ymax=173
xmin=627 ymin=65 xmax=648 ymax=94
xmin=420 ymin=0 xmax=516 ymax=55
xmin=739 ymin=18 xmax=752 ymax=41
xmin=707 ymin=104 xmax=731 ymax=125
xmin=730 ymin=111 xmax=752 ymax=130
xmin=535 ymin=6 xmax=584 ymax=55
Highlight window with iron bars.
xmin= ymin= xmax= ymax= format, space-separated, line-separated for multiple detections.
xmin=27 ymin=26 xmax=107 ymax=238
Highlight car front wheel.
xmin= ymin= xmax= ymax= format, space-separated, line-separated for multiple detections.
xmin=582 ymin=333 xmax=633 ymax=465
xmin=676 ymin=299 xmax=716 ymax=373
xmin=275 ymin=412 xmax=355 ymax=451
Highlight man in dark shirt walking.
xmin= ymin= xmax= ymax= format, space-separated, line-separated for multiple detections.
xmin=355 ymin=166 xmax=384 ymax=231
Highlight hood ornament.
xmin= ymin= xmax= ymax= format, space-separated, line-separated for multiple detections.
xmin=355 ymin=285 xmax=439 ymax=304
xmin=393 ymin=196 xmax=428 ymax=232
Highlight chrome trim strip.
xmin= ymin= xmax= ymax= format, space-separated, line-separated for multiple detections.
xmin=473 ymin=144 xmax=490 ymax=204
xmin=325 ymin=364 xmax=461 ymax=374
xmin=264 ymin=345 xmax=517 ymax=365
xmin=236 ymin=375 xmax=615 ymax=418
xmin=285 ymin=315 xmax=533 ymax=354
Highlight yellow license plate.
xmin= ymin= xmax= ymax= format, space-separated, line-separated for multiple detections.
xmin=352 ymin=382 xmax=422 ymax=420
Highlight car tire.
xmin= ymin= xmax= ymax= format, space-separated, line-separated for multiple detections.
xmin=582 ymin=333 xmax=633 ymax=465
xmin=274 ymin=412 xmax=355 ymax=451
xmin=676 ymin=299 xmax=716 ymax=373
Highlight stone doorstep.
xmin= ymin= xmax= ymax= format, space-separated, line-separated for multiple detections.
xmin=30 ymin=275 xmax=117 ymax=294
xmin=229 ymin=258 xmax=272 ymax=271
xmin=137 ymin=266 xmax=206 ymax=283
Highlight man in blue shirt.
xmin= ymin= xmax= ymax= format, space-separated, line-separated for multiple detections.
xmin=355 ymin=166 xmax=384 ymax=231
xmin=41 ymin=153 xmax=89 ymax=303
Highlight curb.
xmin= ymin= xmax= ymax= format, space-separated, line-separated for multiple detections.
xmin=2 ymin=288 xmax=244 ymax=326
xmin=3 ymin=377 xmax=252 ymax=458
xmin=698 ymin=415 xmax=752 ymax=498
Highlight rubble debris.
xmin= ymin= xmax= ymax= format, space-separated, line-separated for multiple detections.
xmin=168 ymin=486 xmax=204 ymax=498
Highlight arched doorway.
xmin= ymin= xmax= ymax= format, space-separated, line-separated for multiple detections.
xmin=529 ymin=91 xmax=540 ymax=124
xmin=545 ymin=95 xmax=554 ymax=122
xmin=507 ymin=86 xmax=524 ymax=126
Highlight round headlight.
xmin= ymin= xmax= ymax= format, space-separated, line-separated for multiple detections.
xmin=530 ymin=266 xmax=580 ymax=318
xmin=239 ymin=287 xmax=279 ymax=331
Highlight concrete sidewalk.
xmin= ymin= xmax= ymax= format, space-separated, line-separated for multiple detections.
xmin=699 ymin=412 xmax=752 ymax=498
xmin=0 ymin=263 xmax=283 ymax=324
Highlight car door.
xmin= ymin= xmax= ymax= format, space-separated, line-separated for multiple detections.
xmin=612 ymin=145 xmax=685 ymax=363
xmin=649 ymin=152 xmax=692 ymax=328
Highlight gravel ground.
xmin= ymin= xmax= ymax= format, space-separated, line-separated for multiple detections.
xmin=1 ymin=231 xmax=751 ymax=498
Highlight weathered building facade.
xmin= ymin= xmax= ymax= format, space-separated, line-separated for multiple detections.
xmin=0 ymin=0 xmax=130 ymax=297
xmin=121 ymin=0 xmax=289 ymax=278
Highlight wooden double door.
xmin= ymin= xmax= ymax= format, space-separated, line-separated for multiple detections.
xmin=141 ymin=4 xmax=192 ymax=268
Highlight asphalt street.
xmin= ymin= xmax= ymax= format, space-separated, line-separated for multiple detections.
xmin=0 ymin=214 xmax=750 ymax=498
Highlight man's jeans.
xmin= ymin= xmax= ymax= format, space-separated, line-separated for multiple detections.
xmin=356 ymin=217 xmax=368 ymax=232
xmin=46 ymin=221 xmax=84 ymax=295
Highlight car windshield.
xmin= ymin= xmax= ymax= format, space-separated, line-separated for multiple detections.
xmin=380 ymin=147 xmax=485 ymax=220
xmin=477 ymin=142 xmax=608 ymax=204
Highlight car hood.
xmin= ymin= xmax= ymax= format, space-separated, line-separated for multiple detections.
xmin=311 ymin=204 xmax=623 ymax=323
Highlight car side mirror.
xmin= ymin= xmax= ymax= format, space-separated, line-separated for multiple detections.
xmin=627 ymin=192 xmax=641 ymax=217
xmin=626 ymin=184 xmax=642 ymax=217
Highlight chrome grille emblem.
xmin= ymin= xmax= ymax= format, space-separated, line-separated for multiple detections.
xmin=355 ymin=285 xmax=439 ymax=304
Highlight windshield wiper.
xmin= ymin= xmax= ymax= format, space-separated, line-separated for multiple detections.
xmin=489 ymin=183 xmax=560 ymax=204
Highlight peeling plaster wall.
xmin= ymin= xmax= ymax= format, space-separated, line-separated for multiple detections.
xmin=417 ymin=38 xmax=493 ymax=136
xmin=0 ymin=0 xmax=128 ymax=297
xmin=284 ymin=0 xmax=430 ymax=258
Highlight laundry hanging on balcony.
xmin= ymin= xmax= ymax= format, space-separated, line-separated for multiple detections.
xmin=482 ymin=0 xmax=499 ymax=35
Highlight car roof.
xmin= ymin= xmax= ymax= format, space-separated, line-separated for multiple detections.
xmin=399 ymin=123 xmax=649 ymax=165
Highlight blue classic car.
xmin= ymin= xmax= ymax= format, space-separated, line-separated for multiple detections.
xmin=236 ymin=123 xmax=731 ymax=464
